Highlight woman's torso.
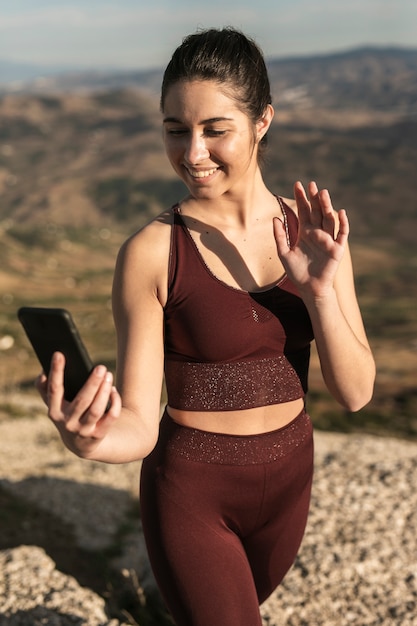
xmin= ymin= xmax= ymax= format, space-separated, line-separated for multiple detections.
xmin=163 ymin=197 xmax=313 ymax=434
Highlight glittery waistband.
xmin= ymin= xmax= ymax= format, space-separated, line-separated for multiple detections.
xmin=159 ymin=408 xmax=313 ymax=465
xmin=164 ymin=355 xmax=305 ymax=411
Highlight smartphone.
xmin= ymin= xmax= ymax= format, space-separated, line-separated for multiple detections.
xmin=17 ymin=306 xmax=94 ymax=401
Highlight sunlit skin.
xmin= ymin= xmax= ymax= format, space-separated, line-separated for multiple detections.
xmin=36 ymin=79 xmax=375 ymax=463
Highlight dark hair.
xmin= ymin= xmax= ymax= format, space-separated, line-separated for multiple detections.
xmin=161 ymin=27 xmax=272 ymax=151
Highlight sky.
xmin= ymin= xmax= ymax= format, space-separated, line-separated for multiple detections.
xmin=0 ymin=0 xmax=416 ymax=71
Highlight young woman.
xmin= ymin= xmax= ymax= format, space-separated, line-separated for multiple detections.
xmin=37 ymin=28 xmax=375 ymax=626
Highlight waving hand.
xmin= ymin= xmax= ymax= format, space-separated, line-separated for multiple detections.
xmin=273 ymin=181 xmax=349 ymax=299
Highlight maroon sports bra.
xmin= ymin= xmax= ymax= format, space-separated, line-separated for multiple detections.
xmin=164 ymin=198 xmax=314 ymax=411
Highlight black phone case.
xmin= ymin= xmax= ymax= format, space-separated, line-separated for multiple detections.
xmin=17 ymin=306 xmax=94 ymax=401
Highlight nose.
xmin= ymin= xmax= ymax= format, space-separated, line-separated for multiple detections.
xmin=184 ymin=131 xmax=209 ymax=164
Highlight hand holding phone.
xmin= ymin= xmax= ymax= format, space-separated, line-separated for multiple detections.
xmin=17 ymin=306 xmax=125 ymax=463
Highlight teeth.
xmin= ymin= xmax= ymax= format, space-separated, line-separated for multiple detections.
xmin=189 ymin=168 xmax=217 ymax=178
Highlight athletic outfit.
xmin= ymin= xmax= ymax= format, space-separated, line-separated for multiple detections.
xmin=140 ymin=198 xmax=315 ymax=626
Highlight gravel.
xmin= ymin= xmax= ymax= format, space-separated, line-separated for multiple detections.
xmin=0 ymin=398 xmax=416 ymax=625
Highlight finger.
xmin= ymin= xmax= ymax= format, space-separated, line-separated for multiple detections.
xmin=94 ymin=387 xmax=122 ymax=435
xmin=318 ymin=188 xmax=337 ymax=237
xmin=83 ymin=389 xmax=121 ymax=440
xmin=77 ymin=383 xmax=121 ymax=439
xmin=307 ymin=181 xmax=328 ymax=228
xmin=78 ymin=370 xmax=115 ymax=429
xmin=294 ymin=181 xmax=312 ymax=226
xmin=65 ymin=364 xmax=110 ymax=430
xmin=273 ymin=216 xmax=290 ymax=256
xmin=106 ymin=386 xmax=122 ymax=416
xmin=47 ymin=352 xmax=66 ymax=419
xmin=307 ymin=180 xmax=319 ymax=203
xmin=335 ymin=208 xmax=349 ymax=246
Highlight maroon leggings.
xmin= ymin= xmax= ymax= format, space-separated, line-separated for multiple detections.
xmin=140 ymin=408 xmax=313 ymax=626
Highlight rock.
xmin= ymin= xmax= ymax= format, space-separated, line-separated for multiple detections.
xmin=1 ymin=405 xmax=417 ymax=624
xmin=260 ymin=431 xmax=417 ymax=625
xmin=0 ymin=545 xmax=125 ymax=625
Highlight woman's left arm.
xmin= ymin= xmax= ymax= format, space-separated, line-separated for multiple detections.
xmin=274 ymin=181 xmax=375 ymax=411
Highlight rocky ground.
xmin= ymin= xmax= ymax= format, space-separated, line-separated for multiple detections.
xmin=0 ymin=395 xmax=416 ymax=625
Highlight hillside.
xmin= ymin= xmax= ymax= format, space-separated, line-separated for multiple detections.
xmin=268 ymin=46 xmax=417 ymax=111
xmin=2 ymin=45 xmax=417 ymax=111
xmin=0 ymin=47 xmax=416 ymax=232
xmin=0 ymin=47 xmax=416 ymax=439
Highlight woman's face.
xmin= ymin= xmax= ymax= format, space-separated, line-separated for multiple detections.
xmin=162 ymin=80 xmax=269 ymax=201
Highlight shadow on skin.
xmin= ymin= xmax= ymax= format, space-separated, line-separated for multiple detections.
xmin=155 ymin=208 xmax=284 ymax=292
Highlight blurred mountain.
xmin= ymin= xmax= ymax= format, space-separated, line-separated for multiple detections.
xmin=0 ymin=61 xmax=163 ymax=96
xmin=0 ymin=60 xmax=76 ymax=86
xmin=268 ymin=46 xmax=417 ymax=112
xmin=0 ymin=46 xmax=416 ymax=238
xmin=1 ymin=46 xmax=416 ymax=112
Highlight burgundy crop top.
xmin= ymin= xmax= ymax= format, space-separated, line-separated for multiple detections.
xmin=163 ymin=198 xmax=314 ymax=411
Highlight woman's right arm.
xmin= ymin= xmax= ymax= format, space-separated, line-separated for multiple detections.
xmin=37 ymin=218 xmax=169 ymax=463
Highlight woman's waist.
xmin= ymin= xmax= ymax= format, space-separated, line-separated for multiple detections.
xmin=167 ymin=398 xmax=305 ymax=436
xmin=164 ymin=355 xmax=307 ymax=412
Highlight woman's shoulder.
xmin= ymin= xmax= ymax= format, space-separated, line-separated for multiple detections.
xmin=114 ymin=207 xmax=175 ymax=293
xmin=119 ymin=207 xmax=173 ymax=257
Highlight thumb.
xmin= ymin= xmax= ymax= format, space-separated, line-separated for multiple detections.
xmin=273 ymin=216 xmax=290 ymax=257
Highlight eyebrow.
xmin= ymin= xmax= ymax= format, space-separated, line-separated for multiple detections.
xmin=163 ymin=116 xmax=234 ymax=124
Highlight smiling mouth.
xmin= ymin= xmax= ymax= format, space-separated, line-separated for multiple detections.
xmin=187 ymin=167 xmax=219 ymax=179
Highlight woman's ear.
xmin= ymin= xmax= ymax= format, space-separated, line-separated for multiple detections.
xmin=256 ymin=104 xmax=274 ymax=142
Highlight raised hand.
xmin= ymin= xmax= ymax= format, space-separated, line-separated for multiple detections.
xmin=36 ymin=351 xmax=121 ymax=458
xmin=273 ymin=181 xmax=349 ymax=299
